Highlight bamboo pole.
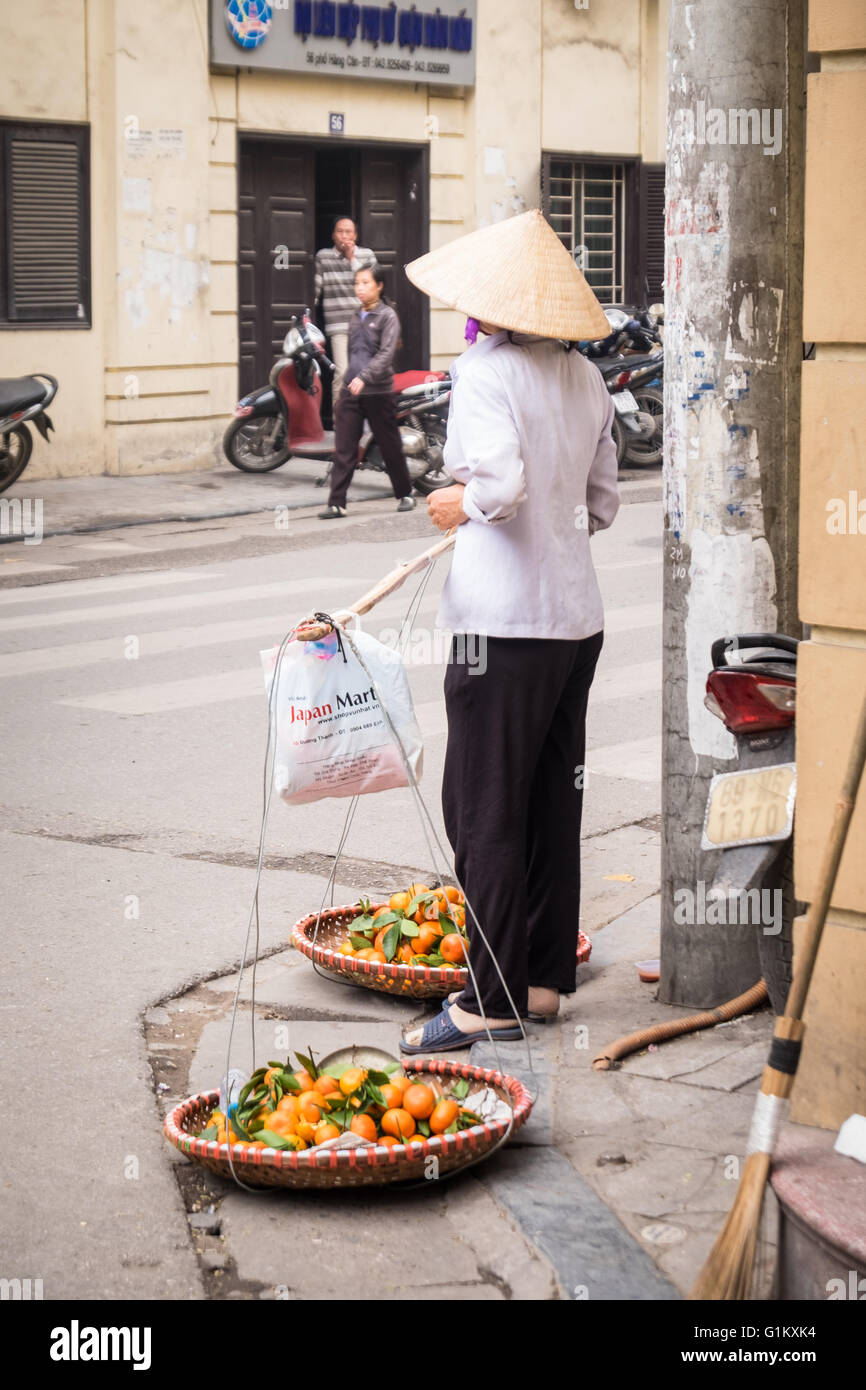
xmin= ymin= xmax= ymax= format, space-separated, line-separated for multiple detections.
xmin=294 ymin=530 xmax=457 ymax=641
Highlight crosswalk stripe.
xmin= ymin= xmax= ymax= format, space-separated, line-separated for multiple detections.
xmin=0 ymin=576 xmax=345 ymax=634
xmin=58 ymin=654 xmax=663 ymax=719
xmin=586 ymin=735 xmax=661 ymax=783
xmin=0 ymin=566 xmax=222 ymax=606
xmin=1 ymin=599 xmax=660 ymax=680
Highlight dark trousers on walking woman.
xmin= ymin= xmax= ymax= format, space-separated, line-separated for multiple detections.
xmin=442 ymin=629 xmax=604 ymax=1020
xmin=328 ymin=389 xmax=412 ymax=509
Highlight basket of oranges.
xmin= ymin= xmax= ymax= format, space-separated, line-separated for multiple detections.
xmin=290 ymin=884 xmax=471 ymax=1000
xmin=164 ymin=1048 xmax=533 ymax=1189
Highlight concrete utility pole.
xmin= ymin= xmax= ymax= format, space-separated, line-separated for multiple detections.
xmin=661 ymin=1 xmax=804 ymax=1006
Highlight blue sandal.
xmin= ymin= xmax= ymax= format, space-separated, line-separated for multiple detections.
xmin=400 ymin=1008 xmax=523 ymax=1054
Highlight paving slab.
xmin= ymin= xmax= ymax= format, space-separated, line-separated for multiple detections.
xmin=677 ymin=1037 xmax=768 ymax=1091
xmin=478 ymin=1147 xmax=679 ymax=1301
xmin=200 ymin=948 xmax=423 ymax=1025
xmin=218 ymin=1168 xmax=556 ymax=1300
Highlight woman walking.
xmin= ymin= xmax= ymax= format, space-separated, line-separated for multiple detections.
xmin=399 ymin=210 xmax=620 ymax=1052
xmin=319 ymin=264 xmax=415 ymax=520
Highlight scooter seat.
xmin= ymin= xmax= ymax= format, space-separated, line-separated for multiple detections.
xmin=0 ymin=376 xmax=46 ymax=415
xmin=290 ymin=437 xmax=336 ymax=459
xmin=393 ymin=369 xmax=447 ymax=393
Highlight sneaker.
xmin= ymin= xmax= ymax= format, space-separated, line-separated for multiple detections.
xmin=396 ymin=495 xmax=416 ymax=512
xmin=318 ymin=504 xmax=347 ymax=520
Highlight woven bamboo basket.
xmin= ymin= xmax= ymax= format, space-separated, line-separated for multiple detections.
xmin=291 ymin=902 xmax=592 ymax=1000
xmin=164 ymin=1059 xmax=533 ymax=1189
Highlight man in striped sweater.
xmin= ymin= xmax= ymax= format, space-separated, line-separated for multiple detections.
xmin=314 ymin=217 xmax=376 ymax=392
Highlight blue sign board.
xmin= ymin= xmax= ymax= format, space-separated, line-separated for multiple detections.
xmin=211 ymin=0 xmax=477 ymax=87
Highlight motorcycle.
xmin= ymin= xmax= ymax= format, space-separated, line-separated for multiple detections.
xmin=596 ymin=352 xmax=664 ymax=467
xmin=223 ymin=311 xmax=454 ymax=495
xmin=0 ymin=374 xmax=58 ymax=495
xmin=581 ymin=307 xmax=664 ymax=467
xmin=702 ymin=633 xmax=801 ymax=1014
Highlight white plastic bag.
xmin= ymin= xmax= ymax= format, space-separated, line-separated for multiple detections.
xmin=261 ymin=624 xmax=423 ymax=805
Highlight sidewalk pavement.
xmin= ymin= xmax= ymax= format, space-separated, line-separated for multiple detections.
xmin=0 ymin=461 xmax=662 ymax=542
xmin=151 ymin=821 xmax=779 ymax=1301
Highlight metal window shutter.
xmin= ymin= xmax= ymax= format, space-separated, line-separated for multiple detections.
xmin=642 ymin=163 xmax=666 ymax=303
xmin=8 ymin=137 xmax=84 ymax=321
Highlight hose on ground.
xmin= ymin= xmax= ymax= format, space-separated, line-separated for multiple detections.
xmin=591 ymin=980 xmax=769 ymax=1071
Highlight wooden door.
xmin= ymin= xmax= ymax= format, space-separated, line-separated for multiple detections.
xmin=359 ymin=147 xmax=428 ymax=371
xmin=238 ymin=141 xmax=315 ymax=396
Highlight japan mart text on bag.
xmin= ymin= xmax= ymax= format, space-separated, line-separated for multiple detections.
xmin=261 ymin=626 xmax=423 ymax=805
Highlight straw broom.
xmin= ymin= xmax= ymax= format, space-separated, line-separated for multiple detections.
xmin=691 ymin=690 xmax=866 ymax=1300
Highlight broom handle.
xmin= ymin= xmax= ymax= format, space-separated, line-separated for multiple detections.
xmin=784 ymin=690 xmax=866 ymax=1022
xmin=295 ymin=530 xmax=457 ymax=640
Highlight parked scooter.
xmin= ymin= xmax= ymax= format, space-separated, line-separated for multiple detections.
xmin=596 ymin=352 xmax=664 ymax=467
xmin=0 ymin=374 xmax=58 ymax=495
xmin=223 ymin=311 xmax=454 ymax=495
xmin=702 ymin=633 xmax=800 ymax=1014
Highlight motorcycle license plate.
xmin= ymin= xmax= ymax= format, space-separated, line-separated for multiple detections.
xmin=612 ymin=390 xmax=639 ymax=414
xmin=701 ymin=764 xmax=796 ymax=851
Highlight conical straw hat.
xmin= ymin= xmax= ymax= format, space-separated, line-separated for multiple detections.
xmin=405 ymin=208 xmax=611 ymax=341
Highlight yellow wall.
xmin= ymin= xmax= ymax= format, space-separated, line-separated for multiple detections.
xmin=0 ymin=0 xmax=667 ymax=476
xmin=791 ymin=6 xmax=866 ymax=1129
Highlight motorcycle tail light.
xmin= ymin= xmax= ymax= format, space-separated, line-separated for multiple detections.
xmin=233 ymin=404 xmax=254 ymax=417
xmin=757 ymin=682 xmax=796 ymax=714
xmin=705 ymin=670 xmax=796 ymax=734
xmin=616 ymin=371 xmax=631 ymax=387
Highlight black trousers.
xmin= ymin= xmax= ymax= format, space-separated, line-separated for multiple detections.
xmin=329 ymin=388 xmax=412 ymax=508
xmin=442 ymin=630 xmax=604 ymax=1019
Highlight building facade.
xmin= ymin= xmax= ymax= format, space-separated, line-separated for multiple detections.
xmin=0 ymin=0 xmax=667 ymax=479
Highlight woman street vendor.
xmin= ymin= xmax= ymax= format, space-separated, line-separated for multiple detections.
xmin=400 ymin=209 xmax=620 ymax=1053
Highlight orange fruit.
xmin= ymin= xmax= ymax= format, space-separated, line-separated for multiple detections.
xmin=313 ymin=1121 xmax=341 ymax=1146
xmin=367 ymin=949 xmax=387 ymax=965
xmin=388 ymin=1073 xmax=412 ymax=1095
xmin=349 ymin=1114 xmax=378 ymax=1142
xmin=339 ymin=1067 xmax=368 ymax=1096
xmin=413 ymin=925 xmax=439 ymax=955
xmin=442 ymin=885 xmax=461 ymax=903
xmin=407 ymin=883 xmax=430 ymax=900
xmin=452 ymin=906 xmax=466 ymax=928
xmin=377 ymin=1135 xmax=400 ymax=1147
xmin=248 ymin=1141 xmax=266 ymax=1151
xmin=373 ymin=906 xmax=392 ymax=922
xmin=402 ymin=1083 xmax=435 ymax=1120
xmin=295 ymin=1119 xmax=315 ymax=1142
xmin=440 ymin=932 xmax=467 ymax=964
xmin=293 ymin=1069 xmax=316 ymax=1092
xmin=299 ymin=1091 xmax=329 ymax=1123
xmin=216 ymin=1128 xmax=228 ymax=1144
xmin=314 ymin=1074 xmax=341 ymax=1097
xmin=265 ymin=1111 xmax=297 ymax=1136
xmin=429 ymin=1098 xmax=459 ymax=1134
xmin=396 ymin=943 xmax=414 ymax=964
xmin=381 ymin=1108 xmax=416 ymax=1140
xmin=379 ymin=1082 xmax=405 ymax=1111
xmin=338 ymin=941 xmax=355 ymax=956
xmin=276 ymin=1095 xmax=300 ymax=1115
xmin=389 ymin=891 xmax=410 ymax=913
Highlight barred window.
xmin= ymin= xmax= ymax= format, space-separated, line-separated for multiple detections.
xmin=546 ymin=159 xmax=627 ymax=302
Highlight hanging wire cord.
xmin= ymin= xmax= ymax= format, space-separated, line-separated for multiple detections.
xmin=222 ymin=555 xmax=536 ymax=1190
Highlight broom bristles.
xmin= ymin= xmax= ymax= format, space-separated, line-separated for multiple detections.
xmin=690 ymin=1151 xmax=772 ymax=1300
